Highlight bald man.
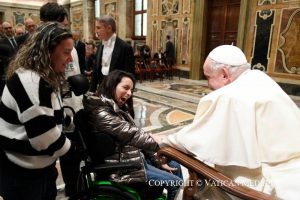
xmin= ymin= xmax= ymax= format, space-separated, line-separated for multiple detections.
xmin=0 ymin=22 xmax=18 ymax=95
xmin=25 ymin=18 xmax=37 ymax=34
xmin=14 ymin=18 xmax=37 ymax=47
xmin=158 ymin=45 xmax=300 ymax=200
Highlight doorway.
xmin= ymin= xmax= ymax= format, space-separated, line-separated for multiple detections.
xmin=205 ymin=0 xmax=241 ymax=58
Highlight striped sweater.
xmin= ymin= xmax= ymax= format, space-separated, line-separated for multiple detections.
xmin=0 ymin=69 xmax=71 ymax=169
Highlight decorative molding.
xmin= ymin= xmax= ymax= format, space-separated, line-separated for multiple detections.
xmin=253 ymin=63 xmax=266 ymax=71
xmin=72 ymin=8 xmax=83 ymax=31
xmin=258 ymin=9 xmax=274 ymax=20
xmin=277 ymin=8 xmax=300 ymax=74
xmin=258 ymin=0 xmax=276 ymax=6
xmin=13 ymin=11 xmax=25 ymax=25
xmin=182 ymin=0 xmax=190 ymax=14
xmin=180 ymin=17 xmax=189 ymax=64
xmin=251 ymin=9 xmax=275 ymax=71
xmin=161 ymin=0 xmax=179 ymax=15
xmin=104 ymin=2 xmax=117 ymax=19
xmin=152 ymin=20 xmax=158 ymax=53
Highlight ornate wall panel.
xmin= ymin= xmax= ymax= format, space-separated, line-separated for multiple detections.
xmin=276 ymin=8 xmax=300 ymax=74
xmin=182 ymin=0 xmax=190 ymax=14
xmin=104 ymin=2 xmax=117 ymax=19
xmin=180 ymin=17 xmax=189 ymax=64
xmin=161 ymin=0 xmax=179 ymax=15
xmin=251 ymin=9 xmax=275 ymax=71
xmin=100 ymin=0 xmax=118 ymax=20
xmin=148 ymin=0 xmax=193 ymax=67
xmin=126 ymin=0 xmax=134 ymax=38
xmin=0 ymin=5 xmax=40 ymax=27
xmin=71 ymin=6 xmax=83 ymax=32
xmin=151 ymin=20 xmax=158 ymax=51
xmin=246 ymin=0 xmax=300 ymax=82
xmin=102 ymin=0 xmax=133 ymax=41
xmin=258 ymin=0 xmax=276 ymax=5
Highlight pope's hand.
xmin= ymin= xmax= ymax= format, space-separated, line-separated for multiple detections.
xmin=149 ymin=133 xmax=166 ymax=144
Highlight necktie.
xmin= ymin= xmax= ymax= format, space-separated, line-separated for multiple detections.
xmin=10 ymin=38 xmax=17 ymax=49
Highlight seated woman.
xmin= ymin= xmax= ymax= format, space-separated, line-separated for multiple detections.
xmin=82 ymin=70 xmax=182 ymax=200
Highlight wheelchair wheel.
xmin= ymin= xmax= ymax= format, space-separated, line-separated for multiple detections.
xmin=71 ymin=185 xmax=139 ymax=200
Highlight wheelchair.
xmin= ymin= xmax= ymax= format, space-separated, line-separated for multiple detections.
xmin=66 ymin=108 xmax=166 ymax=200
xmin=62 ymin=74 xmax=166 ymax=199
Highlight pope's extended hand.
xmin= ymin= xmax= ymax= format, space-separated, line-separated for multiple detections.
xmin=149 ymin=133 xmax=166 ymax=144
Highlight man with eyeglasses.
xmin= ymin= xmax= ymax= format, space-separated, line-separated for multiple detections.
xmin=16 ymin=18 xmax=38 ymax=49
xmin=0 ymin=21 xmax=18 ymax=96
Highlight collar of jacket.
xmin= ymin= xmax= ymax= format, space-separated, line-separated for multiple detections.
xmin=100 ymin=94 xmax=121 ymax=112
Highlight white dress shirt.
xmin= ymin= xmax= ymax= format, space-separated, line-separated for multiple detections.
xmin=101 ymin=33 xmax=116 ymax=75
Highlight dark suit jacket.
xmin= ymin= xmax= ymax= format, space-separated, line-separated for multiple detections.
xmin=16 ymin=33 xmax=29 ymax=48
xmin=165 ymin=40 xmax=175 ymax=64
xmin=0 ymin=37 xmax=18 ymax=95
xmin=90 ymin=36 xmax=135 ymax=92
xmin=0 ymin=37 xmax=18 ymax=78
xmin=75 ymin=40 xmax=86 ymax=74
xmin=153 ymin=52 xmax=165 ymax=63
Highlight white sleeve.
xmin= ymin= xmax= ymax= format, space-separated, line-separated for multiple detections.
xmin=65 ymin=47 xmax=80 ymax=77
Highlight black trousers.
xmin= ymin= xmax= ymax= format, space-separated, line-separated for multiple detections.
xmin=59 ymin=131 xmax=82 ymax=197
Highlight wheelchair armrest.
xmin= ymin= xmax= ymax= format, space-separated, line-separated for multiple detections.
xmin=82 ymin=161 xmax=142 ymax=175
xmin=157 ymin=147 xmax=277 ymax=200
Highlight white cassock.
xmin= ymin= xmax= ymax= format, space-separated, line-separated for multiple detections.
xmin=161 ymin=69 xmax=300 ymax=200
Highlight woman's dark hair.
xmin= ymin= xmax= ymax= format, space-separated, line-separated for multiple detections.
xmin=40 ymin=2 xmax=68 ymax=23
xmin=98 ymin=70 xmax=136 ymax=117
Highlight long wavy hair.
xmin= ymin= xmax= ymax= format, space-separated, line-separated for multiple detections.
xmin=98 ymin=70 xmax=136 ymax=118
xmin=6 ymin=22 xmax=72 ymax=90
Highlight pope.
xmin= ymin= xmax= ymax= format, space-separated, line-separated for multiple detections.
xmin=159 ymin=45 xmax=300 ymax=200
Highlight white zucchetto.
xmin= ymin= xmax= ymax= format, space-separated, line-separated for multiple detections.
xmin=208 ymin=45 xmax=248 ymax=66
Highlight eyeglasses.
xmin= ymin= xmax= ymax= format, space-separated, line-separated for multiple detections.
xmin=27 ymin=25 xmax=36 ymax=28
xmin=3 ymin=27 xmax=12 ymax=30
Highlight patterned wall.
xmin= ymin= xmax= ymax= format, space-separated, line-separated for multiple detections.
xmin=149 ymin=0 xmax=193 ymax=66
xmin=276 ymin=8 xmax=300 ymax=74
xmin=0 ymin=7 xmax=40 ymax=27
xmin=100 ymin=0 xmax=118 ymax=22
xmin=71 ymin=6 xmax=83 ymax=32
xmin=247 ymin=0 xmax=300 ymax=81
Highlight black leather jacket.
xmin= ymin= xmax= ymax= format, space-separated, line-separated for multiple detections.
xmin=83 ymin=94 xmax=159 ymax=183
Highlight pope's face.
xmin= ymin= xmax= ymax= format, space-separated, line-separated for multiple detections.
xmin=203 ymin=58 xmax=228 ymax=90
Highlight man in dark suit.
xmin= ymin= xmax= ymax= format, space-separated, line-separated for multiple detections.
xmin=0 ymin=21 xmax=18 ymax=95
xmin=153 ymin=46 xmax=165 ymax=65
xmin=72 ymin=30 xmax=86 ymax=74
xmin=164 ymin=35 xmax=175 ymax=66
xmin=90 ymin=15 xmax=135 ymax=92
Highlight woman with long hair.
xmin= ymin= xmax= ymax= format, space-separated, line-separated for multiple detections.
xmin=0 ymin=22 xmax=75 ymax=200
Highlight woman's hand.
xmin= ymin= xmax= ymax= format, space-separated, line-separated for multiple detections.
xmin=161 ymin=163 xmax=178 ymax=173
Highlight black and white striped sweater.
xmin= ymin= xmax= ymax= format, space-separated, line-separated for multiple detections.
xmin=0 ymin=69 xmax=71 ymax=169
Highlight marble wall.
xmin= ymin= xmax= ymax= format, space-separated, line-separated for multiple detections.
xmin=246 ymin=0 xmax=300 ymax=83
xmin=1 ymin=0 xmax=300 ymax=85
xmin=148 ymin=0 xmax=193 ymax=67
xmin=0 ymin=1 xmax=41 ymax=26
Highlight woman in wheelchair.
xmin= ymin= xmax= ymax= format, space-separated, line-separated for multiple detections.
xmin=82 ymin=70 xmax=183 ymax=200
